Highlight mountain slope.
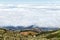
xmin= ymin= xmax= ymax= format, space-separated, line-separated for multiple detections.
xmin=2 ymin=25 xmax=59 ymax=31
xmin=45 ymin=29 xmax=60 ymax=39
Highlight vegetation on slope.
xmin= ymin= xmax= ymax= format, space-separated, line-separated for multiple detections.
xmin=0 ymin=28 xmax=60 ymax=40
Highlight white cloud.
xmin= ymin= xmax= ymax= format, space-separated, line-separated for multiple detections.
xmin=0 ymin=4 xmax=60 ymax=27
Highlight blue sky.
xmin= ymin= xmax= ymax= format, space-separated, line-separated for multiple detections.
xmin=0 ymin=0 xmax=60 ymax=4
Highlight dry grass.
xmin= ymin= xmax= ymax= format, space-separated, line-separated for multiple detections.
xmin=0 ymin=28 xmax=59 ymax=40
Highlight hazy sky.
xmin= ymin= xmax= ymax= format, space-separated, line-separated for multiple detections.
xmin=0 ymin=0 xmax=60 ymax=27
xmin=0 ymin=0 xmax=60 ymax=4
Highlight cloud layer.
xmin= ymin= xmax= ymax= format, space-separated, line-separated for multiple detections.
xmin=0 ymin=4 xmax=60 ymax=27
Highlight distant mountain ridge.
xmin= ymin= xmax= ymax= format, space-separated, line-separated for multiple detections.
xmin=2 ymin=25 xmax=60 ymax=31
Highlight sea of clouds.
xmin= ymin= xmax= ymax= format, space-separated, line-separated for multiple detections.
xmin=0 ymin=4 xmax=60 ymax=27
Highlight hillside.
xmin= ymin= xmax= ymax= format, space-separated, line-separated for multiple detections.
xmin=0 ymin=28 xmax=60 ymax=40
xmin=45 ymin=29 xmax=60 ymax=40
xmin=2 ymin=25 xmax=59 ymax=31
